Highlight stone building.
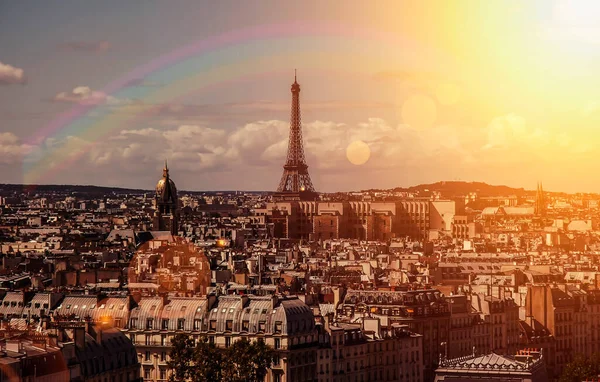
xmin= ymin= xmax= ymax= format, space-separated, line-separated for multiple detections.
xmin=0 ymin=320 xmax=140 ymax=382
xmin=338 ymin=289 xmax=450 ymax=381
xmin=260 ymin=199 xmax=456 ymax=241
xmin=434 ymin=351 xmax=547 ymax=382
xmin=470 ymin=293 xmax=521 ymax=355
xmin=318 ymin=316 xmax=423 ymax=382
xmin=123 ymin=293 xmax=318 ymax=382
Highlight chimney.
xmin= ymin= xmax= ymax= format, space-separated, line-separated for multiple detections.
xmin=323 ymin=313 xmax=332 ymax=331
xmin=84 ymin=318 xmax=91 ymax=335
xmin=95 ymin=325 xmax=104 ymax=344
xmin=74 ymin=326 xmax=85 ymax=349
xmin=6 ymin=340 xmax=20 ymax=353
xmin=207 ymin=293 xmax=217 ymax=311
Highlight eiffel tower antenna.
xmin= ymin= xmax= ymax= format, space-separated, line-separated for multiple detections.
xmin=275 ymin=71 xmax=317 ymax=201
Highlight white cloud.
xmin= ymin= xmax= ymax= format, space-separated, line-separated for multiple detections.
xmin=0 ymin=133 xmax=33 ymax=164
xmin=483 ymin=113 xmax=529 ymax=150
xmin=19 ymin=113 xmax=596 ymax=191
xmin=0 ymin=61 xmax=26 ymax=85
xmin=53 ymin=86 xmax=129 ymax=105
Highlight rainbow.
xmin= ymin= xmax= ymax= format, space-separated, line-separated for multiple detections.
xmin=23 ymin=21 xmax=450 ymax=185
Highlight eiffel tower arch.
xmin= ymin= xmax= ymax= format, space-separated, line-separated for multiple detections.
xmin=274 ymin=72 xmax=318 ymax=201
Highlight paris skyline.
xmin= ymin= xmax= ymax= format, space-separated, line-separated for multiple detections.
xmin=2 ymin=1 xmax=600 ymax=193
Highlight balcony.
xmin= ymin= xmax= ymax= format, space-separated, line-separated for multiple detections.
xmin=135 ymin=340 xmax=168 ymax=347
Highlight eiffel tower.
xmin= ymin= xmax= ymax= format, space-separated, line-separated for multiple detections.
xmin=274 ymin=71 xmax=317 ymax=201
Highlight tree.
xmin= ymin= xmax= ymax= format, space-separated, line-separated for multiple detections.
xmin=190 ymin=337 xmax=223 ymax=382
xmin=168 ymin=335 xmax=274 ymax=382
xmin=248 ymin=339 xmax=276 ymax=382
xmin=167 ymin=334 xmax=196 ymax=382
xmin=559 ymin=353 xmax=600 ymax=382
xmin=222 ymin=338 xmax=276 ymax=382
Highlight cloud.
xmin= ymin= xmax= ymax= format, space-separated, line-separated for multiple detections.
xmin=58 ymin=41 xmax=111 ymax=53
xmin=0 ymin=133 xmax=34 ymax=164
xmin=52 ymin=86 xmax=129 ymax=105
xmin=0 ymin=61 xmax=26 ymax=85
xmin=483 ymin=113 xmax=529 ymax=150
xmin=21 ymin=112 xmax=595 ymax=191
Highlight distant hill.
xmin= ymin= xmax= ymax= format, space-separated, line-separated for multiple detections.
xmin=362 ymin=181 xmax=529 ymax=198
xmin=0 ymin=181 xmax=566 ymax=198
xmin=0 ymin=184 xmax=268 ymax=196
xmin=0 ymin=184 xmax=149 ymax=196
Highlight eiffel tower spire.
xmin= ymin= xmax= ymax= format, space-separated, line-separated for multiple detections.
xmin=275 ymin=71 xmax=317 ymax=201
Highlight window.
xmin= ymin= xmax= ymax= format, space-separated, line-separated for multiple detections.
xmin=130 ymin=318 xmax=138 ymax=328
xmin=225 ymin=337 xmax=231 ymax=348
xmin=160 ymin=369 xmax=167 ymax=380
xmin=161 ymin=334 xmax=167 ymax=346
xmin=210 ymin=320 xmax=217 ymax=330
xmin=226 ymin=320 xmax=233 ymax=332
xmin=193 ymin=319 xmax=201 ymax=331
xmin=162 ymin=319 xmax=169 ymax=330
xmin=146 ymin=318 xmax=153 ymax=330
xmin=274 ymin=321 xmax=282 ymax=334
xmin=144 ymin=369 xmax=151 ymax=379
xmin=145 ymin=351 xmax=151 ymax=361
xmin=145 ymin=335 xmax=151 ymax=345
xmin=177 ymin=319 xmax=185 ymax=330
xmin=161 ymin=352 xmax=166 ymax=362
xmin=275 ymin=338 xmax=281 ymax=349
xmin=242 ymin=320 xmax=249 ymax=331
xmin=258 ymin=322 xmax=266 ymax=332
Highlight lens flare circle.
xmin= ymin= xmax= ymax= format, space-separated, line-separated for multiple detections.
xmin=346 ymin=140 xmax=371 ymax=165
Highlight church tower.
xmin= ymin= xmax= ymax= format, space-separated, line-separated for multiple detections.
xmin=153 ymin=160 xmax=179 ymax=234
xmin=534 ymin=181 xmax=546 ymax=217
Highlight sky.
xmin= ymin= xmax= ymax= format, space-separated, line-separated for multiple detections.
xmin=2 ymin=0 xmax=600 ymax=193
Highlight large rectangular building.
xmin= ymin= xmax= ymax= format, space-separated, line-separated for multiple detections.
xmin=261 ymin=199 xmax=455 ymax=241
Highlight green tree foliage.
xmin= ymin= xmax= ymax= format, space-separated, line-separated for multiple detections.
xmin=222 ymin=338 xmax=275 ymax=382
xmin=190 ymin=337 xmax=223 ymax=382
xmin=168 ymin=334 xmax=275 ymax=382
xmin=167 ymin=334 xmax=196 ymax=381
xmin=559 ymin=353 xmax=600 ymax=382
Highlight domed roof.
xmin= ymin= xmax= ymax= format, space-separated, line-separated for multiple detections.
xmin=156 ymin=161 xmax=177 ymax=204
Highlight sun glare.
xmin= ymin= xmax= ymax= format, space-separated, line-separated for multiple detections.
xmin=346 ymin=140 xmax=371 ymax=166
